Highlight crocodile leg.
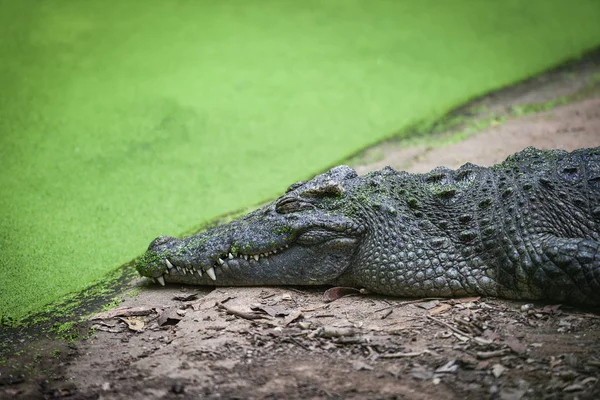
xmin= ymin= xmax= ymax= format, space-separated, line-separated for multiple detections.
xmin=538 ymin=237 xmax=600 ymax=305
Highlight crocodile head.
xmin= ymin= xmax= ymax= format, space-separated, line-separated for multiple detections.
xmin=136 ymin=166 xmax=366 ymax=287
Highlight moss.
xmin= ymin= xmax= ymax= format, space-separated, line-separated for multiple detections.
xmin=135 ymin=252 xmax=164 ymax=276
xmin=100 ymin=297 xmax=123 ymax=312
xmin=0 ymin=259 xmax=138 ymax=334
xmin=126 ymin=288 xmax=141 ymax=298
xmin=273 ymin=225 xmax=293 ymax=235
xmin=51 ymin=321 xmax=77 ymax=341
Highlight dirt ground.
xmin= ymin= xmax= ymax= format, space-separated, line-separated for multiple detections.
xmin=2 ymin=55 xmax=600 ymax=399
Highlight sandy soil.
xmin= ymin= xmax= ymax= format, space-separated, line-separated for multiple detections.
xmin=2 ymin=56 xmax=600 ymax=399
xmin=354 ymin=96 xmax=600 ymax=175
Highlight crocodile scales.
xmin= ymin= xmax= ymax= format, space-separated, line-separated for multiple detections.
xmin=137 ymin=147 xmax=600 ymax=306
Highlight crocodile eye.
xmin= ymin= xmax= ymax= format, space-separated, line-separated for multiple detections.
xmin=286 ymin=181 xmax=307 ymax=193
xmin=275 ymin=196 xmax=312 ymax=214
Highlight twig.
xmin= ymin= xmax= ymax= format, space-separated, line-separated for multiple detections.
xmin=380 ymin=309 xmax=393 ymax=319
xmin=397 ymin=298 xmax=446 ymax=307
xmin=373 ymin=299 xmax=394 ymax=312
xmin=380 ymin=349 xmax=431 ymax=359
xmin=316 ymin=326 xmax=359 ymax=338
xmin=216 ymin=302 xmax=268 ymax=321
xmin=476 ymin=349 xmax=510 ymax=359
xmin=300 ymin=304 xmax=329 ymax=312
xmin=580 ymin=313 xmax=600 ymax=319
xmin=373 ymin=297 xmax=446 ymax=313
xmin=382 ymin=316 xmax=423 ymax=326
xmin=426 ymin=315 xmax=473 ymax=340
xmin=284 ymin=337 xmax=310 ymax=351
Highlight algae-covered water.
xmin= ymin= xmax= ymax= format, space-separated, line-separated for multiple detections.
xmin=1 ymin=0 xmax=599 ymax=322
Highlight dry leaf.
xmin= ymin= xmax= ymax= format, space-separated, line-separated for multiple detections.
xmin=119 ymin=317 xmax=145 ymax=332
xmin=454 ymin=297 xmax=481 ymax=304
xmin=250 ymin=304 xmax=289 ymax=317
xmin=91 ymin=306 xmax=154 ymax=320
xmin=416 ymin=300 xmax=440 ymax=310
xmin=157 ymin=309 xmax=183 ymax=326
xmin=284 ymin=310 xmax=304 ymax=326
xmin=323 ymin=287 xmax=361 ymax=302
xmin=429 ymin=304 xmax=452 ymax=315
xmin=172 ymin=293 xmax=199 ymax=302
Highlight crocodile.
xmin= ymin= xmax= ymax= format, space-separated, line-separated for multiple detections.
xmin=136 ymin=147 xmax=600 ymax=306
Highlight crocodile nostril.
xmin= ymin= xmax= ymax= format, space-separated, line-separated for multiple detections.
xmin=148 ymin=235 xmax=176 ymax=249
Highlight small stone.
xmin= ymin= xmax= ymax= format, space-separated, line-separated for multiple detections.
xmin=563 ymin=383 xmax=584 ymax=393
xmin=436 ymin=360 xmax=458 ymax=373
xmin=581 ymin=377 xmax=598 ymax=386
xmin=171 ymin=382 xmax=185 ymax=394
xmin=491 ymin=363 xmax=506 ymax=378
xmin=416 ymin=300 xmax=440 ymax=310
xmin=298 ymin=321 xmax=312 ymax=330
xmin=473 ymin=337 xmax=493 ymax=346
xmin=352 ymin=361 xmax=374 ymax=371
xmin=499 ymin=389 xmax=526 ymax=400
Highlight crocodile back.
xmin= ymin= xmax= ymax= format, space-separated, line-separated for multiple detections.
xmin=498 ymin=147 xmax=600 ymax=241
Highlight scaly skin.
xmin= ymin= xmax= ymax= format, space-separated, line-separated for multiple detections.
xmin=137 ymin=147 xmax=600 ymax=305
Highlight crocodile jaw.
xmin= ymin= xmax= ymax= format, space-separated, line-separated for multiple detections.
xmin=137 ymin=234 xmax=359 ymax=287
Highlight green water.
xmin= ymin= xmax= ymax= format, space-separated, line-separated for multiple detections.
xmin=1 ymin=0 xmax=599 ymax=321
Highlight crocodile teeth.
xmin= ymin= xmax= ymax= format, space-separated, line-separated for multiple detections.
xmin=273 ymin=249 xmax=277 ymax=254
xmin=157 ymin=276 xmax=166 ymax=286
xmin=228 ymin=253 xmax=234 ymax=260
xmin=217 ymin=257 xmax=224 ymax=265
xmin=165 ymin=259 xmax=174 ymax=269
xmin=253 ymin=255 xmax=259 ymax=261
xmin=206 ymin=267 xmax=217 ymax=281
xmin=197 ymin=269 xmax=203 ymax=277
xmin=243 ymin=255 xmax=249 ymax=261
